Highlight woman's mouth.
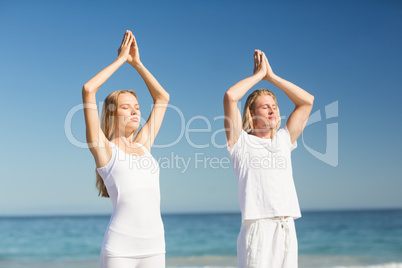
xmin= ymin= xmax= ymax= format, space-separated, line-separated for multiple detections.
xmin=130 ymin=117 xmax=139 ymax=122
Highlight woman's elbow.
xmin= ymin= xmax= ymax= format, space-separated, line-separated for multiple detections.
xmin=156 ymin=92 xmax=170 ymax=103
xmin=82 ymin=83 xmax=99 ymax=96
xmin=164 ymin=92 xmax=170 ymax=103
xmin=224 ymin=90 xmax=237 ymax=104
xmin=308 ymin=94 xmax=315 ymax=106
xmin=82 ymin=84 xmax=93 ymax=94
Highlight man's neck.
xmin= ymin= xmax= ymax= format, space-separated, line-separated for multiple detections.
xmin=250 ymin=128 xmax=272 ymax=139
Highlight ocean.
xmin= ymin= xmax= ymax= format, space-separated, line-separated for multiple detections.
xmin=1 ymin=209 xmax=402 ymax=268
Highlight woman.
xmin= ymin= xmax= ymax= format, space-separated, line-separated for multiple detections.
xmin=223 ymin=50 xmax=314 ymax=268
xmin=82 ymin=30 xmax=169 ymax=268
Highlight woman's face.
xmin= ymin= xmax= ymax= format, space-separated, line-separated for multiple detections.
xmin=251 ymin=95 xmax=278 ymax=129
xmin=116 ymin=93 xmax=141 ymax=130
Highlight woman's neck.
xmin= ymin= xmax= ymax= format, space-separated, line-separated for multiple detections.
xmin=112 ymin=128 xmax=137 ymax=143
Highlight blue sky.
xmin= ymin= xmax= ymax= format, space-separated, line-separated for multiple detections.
xmin=0 ymin=0 xmax=401 ymax=215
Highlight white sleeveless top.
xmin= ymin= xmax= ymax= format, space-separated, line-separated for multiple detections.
xmin=96 ymin=142 xmax=165 ymax=257
xmin=227 ymin=126 xmax=301 ymax=220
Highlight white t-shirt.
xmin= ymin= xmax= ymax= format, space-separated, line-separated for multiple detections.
xmin=227 ymin=126 xmax=301 ymax=220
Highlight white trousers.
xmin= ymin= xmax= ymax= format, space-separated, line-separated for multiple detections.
xmin=100 ymin=253 xmax=165 ymax=268
xmin=237 ymin=217 xmax=298 ymax=268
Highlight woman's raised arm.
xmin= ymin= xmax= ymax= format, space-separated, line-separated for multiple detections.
xmin=224 ymin=50 xmax=267 ymax=147
xmin=82 ymin=31 xmax=133 ymax=167
xmin=126 ymin=32 xmax=170 ymax=152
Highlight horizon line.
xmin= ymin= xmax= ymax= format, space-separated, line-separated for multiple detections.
xmin=1 ymin=206 xmax=402 ymax=218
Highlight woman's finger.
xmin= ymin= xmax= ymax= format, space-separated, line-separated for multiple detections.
xmin=261 ymin=52 xmax=265 ymax=65
xmin=256 ymin=50 xmax=260 ymax=64
xmin=124 ymin=31 xmax=131 ymax=46
xmin=262 ymin=52 xmax=269 ymax=66
xmin=121 ymin=31 xmax=128 ymax=46
xmin=259 ymin=52 xmax=264 ymax=68
xmin=125 ymin=30 xmax=132 ymax=46
xmin=131 ymin=33 xmax=137 ymax=48
xmin=122 ymin=33 xmax=127 ymax=46
xmin=264 ymin=53 xmax=269 ymax=66
xmin=254 ymin=51 xmax=258 ymax=71
xmin=127 ymin=33 xmax=133 ymax=46
xmin=255 ymin=51 xmax=259 ymax=67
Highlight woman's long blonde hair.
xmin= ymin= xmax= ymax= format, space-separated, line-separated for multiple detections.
xmin=95 ymin=90 xmax=138 ymax=198
xmin=242 ymin=89 xmax=281 ymax=139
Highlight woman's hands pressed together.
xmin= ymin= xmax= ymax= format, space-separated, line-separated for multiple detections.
xmin=116 ymin=30 xmax=142 ymax=67
xmin=117 ymin=30 xmax=135 ymax=62
xmin=126 ymin=32 xmax=141 ymax=67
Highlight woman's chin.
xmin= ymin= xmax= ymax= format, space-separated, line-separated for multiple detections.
xmin=125 ymin=123 xmax=139 ymax=131
xmin=127 ymin=120 xmax=140 ymax=126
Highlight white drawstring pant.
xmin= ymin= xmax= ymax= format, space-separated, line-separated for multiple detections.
xmin=237 ymin=217 xmax=298 ymax=268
